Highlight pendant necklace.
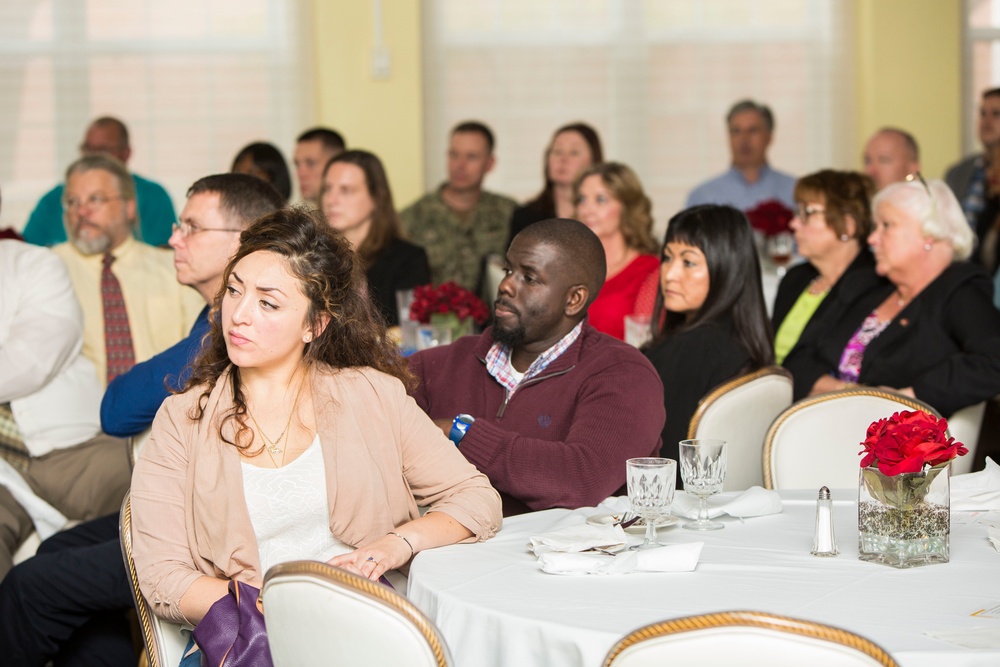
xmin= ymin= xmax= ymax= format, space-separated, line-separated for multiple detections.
xmin=248 ymin=378 xmax=306 ymax=464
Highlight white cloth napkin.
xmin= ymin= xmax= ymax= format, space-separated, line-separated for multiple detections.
xmin=538 ymin=542 xmax=703 ymax=575
xmin=951 ymin=457 xmax=1000 ymax=512
xmin=529 ymin=523 xmax=627 ymax=555
xmin=671 ymin=485 xmax=782 ymax=520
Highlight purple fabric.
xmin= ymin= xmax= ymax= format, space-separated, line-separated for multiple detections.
xmin=192 ymin=580 xmax=272 ymax=667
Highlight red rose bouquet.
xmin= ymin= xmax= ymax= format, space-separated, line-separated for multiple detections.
xmin=408 ymin=282 xmax=489 ymax=327
xmin=859 ymin=410 xmax=967 ymax=477
xmin=745 ymin=199 xmax=794 ymax=237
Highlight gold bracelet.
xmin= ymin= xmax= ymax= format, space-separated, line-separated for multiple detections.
xmin=388 ymin=531 xmax=414 ymax=559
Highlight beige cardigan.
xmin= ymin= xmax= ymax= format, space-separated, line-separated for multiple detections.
xmin=130 ymin=365 xmax=502 ymax=624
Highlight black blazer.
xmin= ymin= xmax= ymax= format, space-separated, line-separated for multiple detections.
xmin=366 ymin=238 xmax=431 ymax=326
xmin=774 ymin=250 xmax=894 ymax=399
xmin=507 ymin=199 xmax=554 ymax=247
xmin=644 ymin=319 xmax=751 ymax=465
xmin=794 ymin=261 xmax=1000 ymax=417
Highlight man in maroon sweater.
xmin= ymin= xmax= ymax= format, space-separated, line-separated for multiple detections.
xmin=409 ymin=218 xmax=665 ymax=516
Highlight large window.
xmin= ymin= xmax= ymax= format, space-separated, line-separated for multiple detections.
xmin=0 ymin=0 xmax=312 ymax=231
xmin=421 ymin=0 xmax=854 ymax=230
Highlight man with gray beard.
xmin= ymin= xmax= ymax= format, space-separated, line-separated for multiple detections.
xmin=52 ymin=155 xmax=202 ymax=388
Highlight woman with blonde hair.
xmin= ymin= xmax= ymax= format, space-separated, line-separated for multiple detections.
xmin=573 ymin=161 xmax=660 ymax=340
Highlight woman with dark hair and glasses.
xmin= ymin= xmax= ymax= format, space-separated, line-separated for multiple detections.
xmin=508 ymin=122 xmax=603 ymax=241
xmin=793 ymin=176 xmax=1000 ymax=417
xmin=231 ymin=142 xmax=292 ymax=204
xmin=772 ymin=170 xmax=888 ymax=397
xmin=320 ymin=150 xmax=430 ymax=325
xmin=129 ymin=209 xmax=501 ymax=660
xmin=643 ymin=205 xmax=774 ymax=462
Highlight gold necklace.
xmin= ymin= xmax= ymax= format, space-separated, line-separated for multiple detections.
xmin=248 ymin=378 xmax=306 ymax=460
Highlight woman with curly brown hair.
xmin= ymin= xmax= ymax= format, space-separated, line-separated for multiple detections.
xmin=573 ymin=161 xmax=660 ymax=340
xmin=129 ymin=208 xmax=500 ymax=655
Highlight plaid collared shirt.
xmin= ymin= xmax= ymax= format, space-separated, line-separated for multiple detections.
xmin=485 ymin=322 xmax=583 ymax=396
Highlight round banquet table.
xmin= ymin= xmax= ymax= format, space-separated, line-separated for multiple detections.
xmin=407 ymin=491 xmax=999 ymax=667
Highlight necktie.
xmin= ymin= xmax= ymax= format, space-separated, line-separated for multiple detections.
xmin=0 ymin=403 xmax=30 ymax=472
xmin=102 ymin=253 xmax=135 ymax=382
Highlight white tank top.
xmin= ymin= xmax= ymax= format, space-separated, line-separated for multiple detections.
xmin=241 ymin=436 xmax=351 ymax=575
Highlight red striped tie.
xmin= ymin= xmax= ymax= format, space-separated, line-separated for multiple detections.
xmin=102 ymin=253 xmax=135 ymax=382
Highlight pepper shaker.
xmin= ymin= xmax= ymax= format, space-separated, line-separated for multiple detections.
xmin=811 ymin=486 xmax=838 ymax=556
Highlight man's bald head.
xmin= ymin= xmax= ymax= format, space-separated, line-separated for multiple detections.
xmin=514 ymin=218 xmax=607 ymax=308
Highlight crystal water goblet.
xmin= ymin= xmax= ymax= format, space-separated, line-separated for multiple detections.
xmin=679 ymin=439 xmax=727 ymax=531
xmin=626 ymin=457 xmax=676 ymax=549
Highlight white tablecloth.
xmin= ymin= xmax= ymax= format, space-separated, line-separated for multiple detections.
xmin=407 ymin=491 xmax=1000 ymax=667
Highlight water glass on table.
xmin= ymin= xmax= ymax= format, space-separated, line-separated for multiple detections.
xmin=767 ymin=232 xmax=794 ymax=279
xmin=624 ymin=313 xmax=652 ymax=348
xmin=679 ymin=439 xmax=727 ymax=531
xmin=626 ymin=457 xmax=677 ymax=549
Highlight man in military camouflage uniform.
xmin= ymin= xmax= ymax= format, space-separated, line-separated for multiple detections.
xmin=402 ymin=121 xmax=517 ymax=295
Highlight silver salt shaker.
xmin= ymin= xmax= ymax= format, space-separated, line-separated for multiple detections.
xmin=811 ymin=486 xmax=838 ymax=556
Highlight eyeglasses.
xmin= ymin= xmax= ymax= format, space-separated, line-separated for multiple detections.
xmin=796 ymin=204 xmax=825 ymax=220
xmin=62 ymin=194 xmax=124 ymax=211
xmin=171 ymin=221 xmax=242 ymax=238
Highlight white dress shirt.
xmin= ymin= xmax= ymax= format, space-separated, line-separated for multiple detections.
xmin=0 ymin=240 xmax=102 ymax=457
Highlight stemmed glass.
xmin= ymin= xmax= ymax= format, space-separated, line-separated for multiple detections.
xmin=679 ymin=439 xmax=727 ymax=531
xmin=768 ymin=231 xmax=794 ymax=279
xmin=626 ymin=457 xmax=676 ymax=549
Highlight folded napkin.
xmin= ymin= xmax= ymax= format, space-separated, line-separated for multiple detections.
xmin=951 ymin=457 xmax=1000 ymax=512
xmin=538 ymin=542 xmax=703 ymax=575
xmin=529 ymin=523 xmax=627 ymax=555
xmin=671 ymin=485 xmax=782 ymax=520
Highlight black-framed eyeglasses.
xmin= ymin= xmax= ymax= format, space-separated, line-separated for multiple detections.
xmin=171 ymin=221 xmax=242 ymax=237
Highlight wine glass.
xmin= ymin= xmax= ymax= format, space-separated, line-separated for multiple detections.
xmin=767 ymin=232 xmax=794 ymax=279
xmin=679 ymin=439 xmax=727 ymax=531
xmin=626 ymin=457 xmax=676 ymax=549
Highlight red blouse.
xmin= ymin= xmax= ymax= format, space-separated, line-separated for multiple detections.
xmin=587 ymin=254 xmax=660 ymax=340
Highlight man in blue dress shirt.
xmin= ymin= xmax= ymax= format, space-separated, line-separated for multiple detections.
xmin=686 ymin=100 xmax=796 ymax=212
xmin=22 ymin=117 xmax=177 ymax=247
xmin=0 ymin=173 xmax=283 ymax=667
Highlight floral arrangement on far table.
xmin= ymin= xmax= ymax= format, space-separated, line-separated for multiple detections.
xmin=409 ymin=281 xmax=489 ymax=326
xmin=745 ymin=199 xmax=794 ymax=237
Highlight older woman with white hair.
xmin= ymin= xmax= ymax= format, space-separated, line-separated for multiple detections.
xmin=791 ymin=175 xmax=1000 ymax=417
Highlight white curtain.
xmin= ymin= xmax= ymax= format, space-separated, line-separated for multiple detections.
xmin=0 ymin=0 xmax=313 ymax=230
xmin=421 ymin=0 xmax=856 ymax=233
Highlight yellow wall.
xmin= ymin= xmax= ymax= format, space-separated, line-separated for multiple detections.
xmin=855 ymin=0 xmax=964 ymax=178
xmin=311 ymin=0 xmax=425 ymax=206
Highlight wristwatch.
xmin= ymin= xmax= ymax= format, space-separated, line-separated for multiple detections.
xmin=449 ymin=414 xmax=475 ymax=446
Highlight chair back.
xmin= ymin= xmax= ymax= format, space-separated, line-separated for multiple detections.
xmin=687 ymin=366 xmax=793 ymax=491
xmin=944 ymin=401 xmax=985 ymax=475
xmin=763 ymin=388 xmax=941 ymax=490
xmin=262 ymin=560 xmax=451 ymax=667
xmin=602 ymin=610 xmax=899 ymax=667
xmin=119 ymin=492 xmax=191 ymax=667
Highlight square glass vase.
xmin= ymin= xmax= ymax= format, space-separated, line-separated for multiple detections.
xmin=858 ymin=464 xmax=950 ymax=569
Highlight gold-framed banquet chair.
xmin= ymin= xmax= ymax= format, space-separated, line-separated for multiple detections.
xmin=763 ymin=388 xmax=943 ymax=490
xmin=262 ymin=560 xmax=452 ymax=667
xmin=687 ymin=366 xmax=793 ymax=491
xmin=601 ymin=610 xmax=900 ymax=667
